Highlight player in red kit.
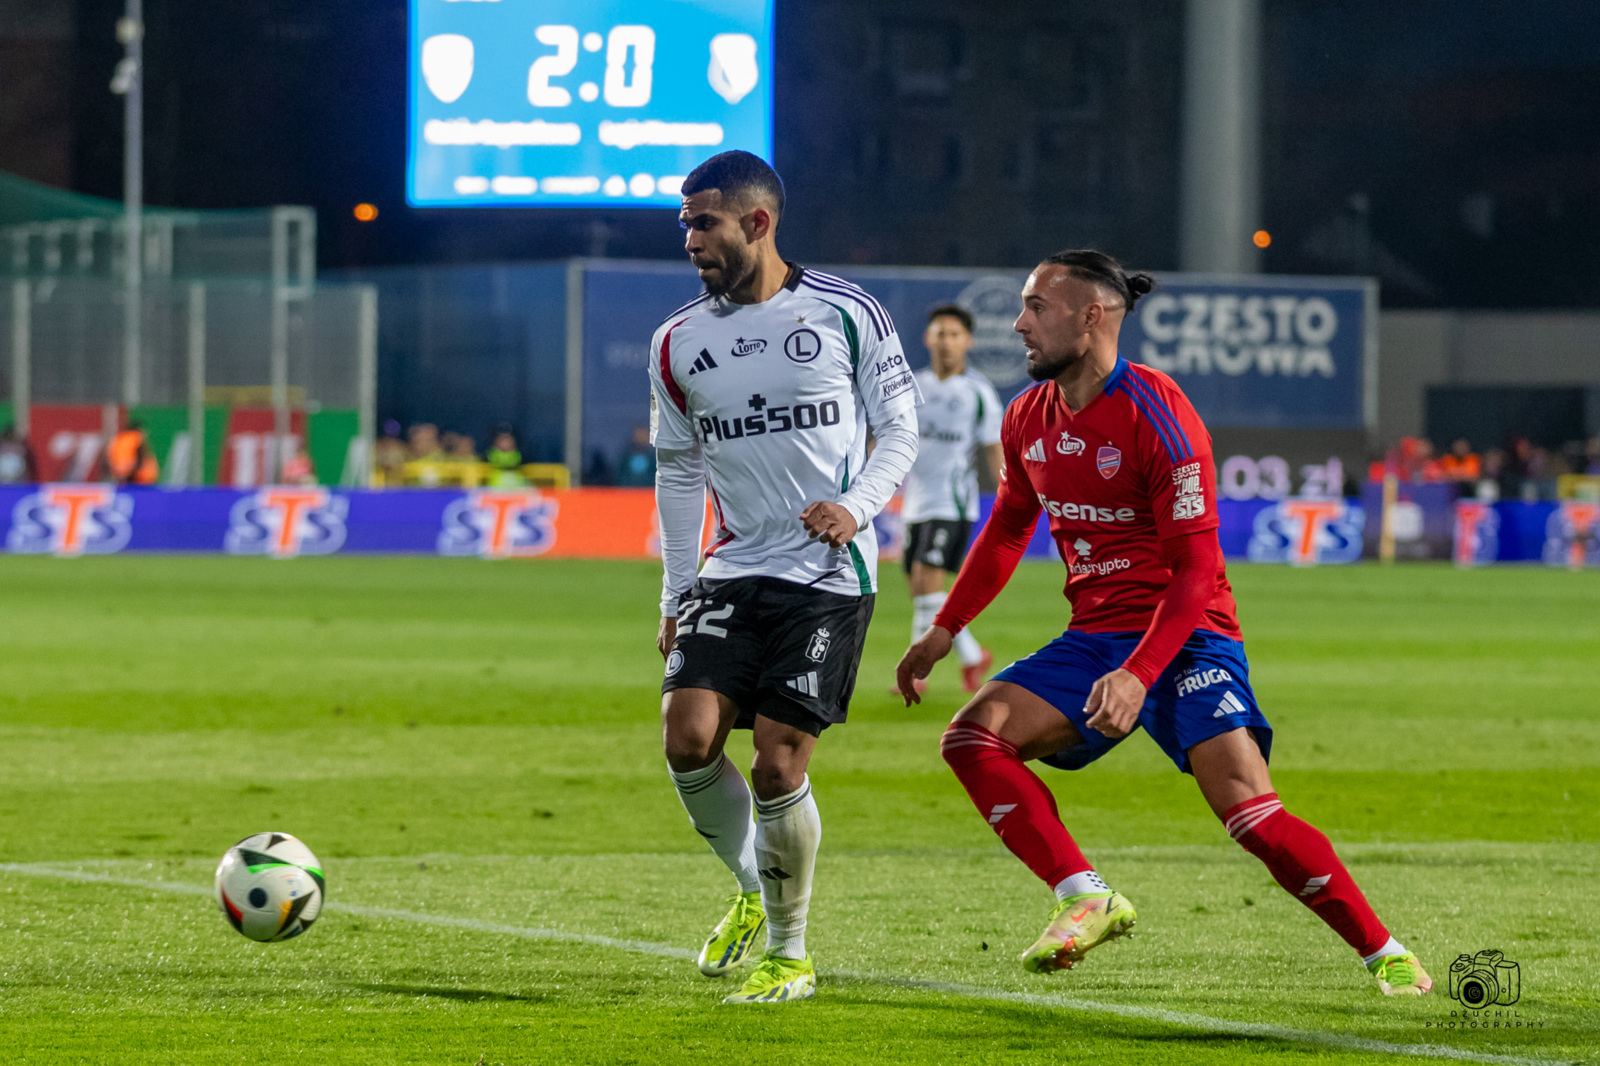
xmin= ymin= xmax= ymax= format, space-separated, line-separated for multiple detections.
xmin=896 ymin=250 xmax=1432 ymax=996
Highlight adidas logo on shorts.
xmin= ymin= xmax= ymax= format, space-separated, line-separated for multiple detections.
xmin=1213 ymin=691 xmax=1249 ymax=718
xmin=785 ymin=672 xmax=819 ymax=698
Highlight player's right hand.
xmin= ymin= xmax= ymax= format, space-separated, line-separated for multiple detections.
xmin=896 ymin=625 xmax=953 ymax=706
xmin=657 ymin=616 xmax=677 ymax=659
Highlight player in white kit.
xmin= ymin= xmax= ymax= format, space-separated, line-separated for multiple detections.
xmin=649 ymin=151 xmax=921 ymax=1003
xmin=898 ymin=305 xmax=1003 ymax=694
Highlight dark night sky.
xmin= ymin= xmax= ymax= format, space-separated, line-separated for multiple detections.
xmin=48 ymin=0 xmax=1600 ymax=308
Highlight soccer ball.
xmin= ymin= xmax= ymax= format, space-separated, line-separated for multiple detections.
xmin=214 ymin=832 xmax=326 ymax=942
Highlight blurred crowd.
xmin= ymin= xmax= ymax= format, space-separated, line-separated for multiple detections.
xmin=373 ymin=420 xmax=533 ymax=487
xmin=1369 ymin=435 xmax=1600 ymax=501
xmin=582 ymin=424 xmax=657 ymax=488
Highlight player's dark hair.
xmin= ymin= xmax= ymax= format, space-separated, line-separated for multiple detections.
xmin=1041 ymin=249 xmax=1155 ymax=312
xmin=681 ymin=151 xmax=785 ymax=221
xmin=926 ymin=304 xmax=974 ymax=333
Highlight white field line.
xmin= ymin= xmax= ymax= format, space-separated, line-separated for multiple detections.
xmin=31 ymin=839 xmax=1585 ymax=870
xmin=0 ymin=863 xmax=1574 ymax=1066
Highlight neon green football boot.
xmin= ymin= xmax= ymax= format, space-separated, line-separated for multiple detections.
xmin=1020 ymin=891 xmax=1137 ymax=974
xmin=1368 ymin=952 xmax=1433 ymax=996
xmin=722 ymin=951 xmax=815 ymax=1003
xmin=697 ymin=891 xmax=765 ymax=977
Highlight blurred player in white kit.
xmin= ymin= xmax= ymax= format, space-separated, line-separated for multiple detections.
xmin=896 ymin=304 xmax=1003 ymax=694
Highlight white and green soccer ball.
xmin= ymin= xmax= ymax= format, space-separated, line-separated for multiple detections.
xmin=214 ymin=832 xmax=325 ymax=942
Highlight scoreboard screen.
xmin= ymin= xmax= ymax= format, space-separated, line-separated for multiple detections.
xmin=408 ymin=0 xmax=774 ymax=209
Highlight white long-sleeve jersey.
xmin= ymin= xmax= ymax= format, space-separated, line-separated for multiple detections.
xmin=649 ymin=266 xmax=922 ymax=614
xmin=901 ymin=367 xmax=1004 ymax=523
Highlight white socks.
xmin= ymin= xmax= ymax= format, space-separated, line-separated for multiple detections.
xmin=754 ymin=777 xmax=821 ymax=960
xmin=953 ymin=626 xmax=985 ymax=667
xmin=1362 ymin=936 xmax=1408 ymax=967
xmin=1053 ymin=869 xmax=1110 ymax=900
xmin=913 ymin=591 xmax=984 ymax=666
xmin=911 ymin=592 xmax=944 ymax=641
xmin=669 ymin=754 xmax=760 ymax=894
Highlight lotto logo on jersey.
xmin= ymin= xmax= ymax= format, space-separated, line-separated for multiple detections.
xmin=225 ymin=487 xmax=348 ymax=559
xmin=437 ymin=489 xmax=558 ymax=558
xmin=1247 ymin=499 xmax=1364 ymax=566
xmin=1036 ymin=494 xmax=1136 ymax=523
xmin=1057 ymin=432 xmax=1085 ymax=455
xmin=698 ymin=396 xmax=843 ymax=442
xmin=1171 ymin=461 xmax=1205 ymax=519
xmin=6 ymin=484 xmax=134 ymax=557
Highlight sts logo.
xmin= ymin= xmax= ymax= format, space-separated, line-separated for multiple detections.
xmin=437 ymin=489 xmax=558 ymax=558
xmin=1247 ymin=499 xmax=1365 ymax=566
xmin=7 ymin=484 xmax=134 ymax=557
xmin=1453 ymin=500 xmax=1499 ymax=568
xmin=1542 ymin=501 xmax=1599 ymax=569
xmin=225 ymin=487 xmax=348 ymax=558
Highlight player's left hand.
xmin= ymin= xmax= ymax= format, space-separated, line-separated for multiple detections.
xmin=896 ymin=625 xmax=953 ymax=706
xmin=1083 ymin=668 xmax=1146 ymax=738
xmin=799 ymin=501 xmax=859 ymax=548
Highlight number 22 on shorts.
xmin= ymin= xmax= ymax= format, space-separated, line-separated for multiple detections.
xmin=678 ymin=599 xmax=734 ymax=637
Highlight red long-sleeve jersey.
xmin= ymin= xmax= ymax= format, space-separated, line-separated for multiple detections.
xmin=934 ymin=357 xmax=1242 ymax=686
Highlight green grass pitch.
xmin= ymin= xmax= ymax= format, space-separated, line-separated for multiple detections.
xmin=0 ymin=555 xmax=1594 ymax=1065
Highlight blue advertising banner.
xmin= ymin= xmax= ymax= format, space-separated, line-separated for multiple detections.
xmin=1122 ymin=276 xmax=1376 ymax=430
xmin=0 ymin=484 xmax=1577 ymax=566
xmin=573 ymin=263 xmax=1376 ymax=477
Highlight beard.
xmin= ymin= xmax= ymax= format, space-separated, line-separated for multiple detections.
xmin=1025 ymin=345 xmax=1083 ymax=381
xmin=697 ymin=243 xmax=755 ymax=297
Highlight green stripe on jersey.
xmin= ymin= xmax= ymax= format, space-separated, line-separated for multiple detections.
xmin=820 ymin=301 xmax=860 ymax=370
xmin=846 ymin=542 xmax=872 ymax=594
xmin=839 ymin=457 xmax=873 ymax=593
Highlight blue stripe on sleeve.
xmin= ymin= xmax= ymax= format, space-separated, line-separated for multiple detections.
xmin=1107 ymin=367 xmax=1180 ymax=462
xmin=1122 ymin=371 xmax=1193 ymax=462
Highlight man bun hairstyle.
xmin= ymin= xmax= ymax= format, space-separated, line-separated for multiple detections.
xmin=1042 ymin=248 xmax=1156 ymax=312
xmin=926 ymin=303 xmax=974 ymax=333
xmin=680 ymin=150 xmax=786 ymax=221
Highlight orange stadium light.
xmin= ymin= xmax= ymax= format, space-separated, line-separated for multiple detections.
xmin=353 ymin=203 xmax=379 ymax=222
xmin=1252 ymin=229 xmax=1272 ymax=248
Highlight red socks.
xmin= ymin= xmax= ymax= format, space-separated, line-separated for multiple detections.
xmin=940 ymin=722 xmax=1092 ymax=887
xmin=939 ymin=725 xmax=1389 ymax=959
xmin=1224 ymin=793 xmax=1389 ymax=957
